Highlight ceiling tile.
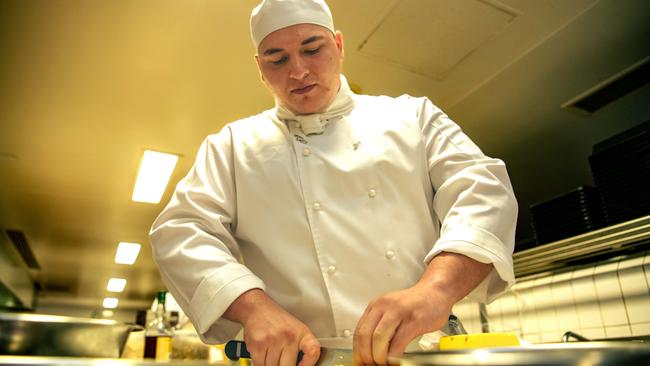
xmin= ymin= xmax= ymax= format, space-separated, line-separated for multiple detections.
xmin=359 ymin=0 xmax=518 ymax=80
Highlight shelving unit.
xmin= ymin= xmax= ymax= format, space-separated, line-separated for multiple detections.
xmin=513 ymin=214 xmax=650 ymax=278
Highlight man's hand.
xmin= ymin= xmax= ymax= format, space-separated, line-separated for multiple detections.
xmin=353 ymin=252 xmax=494 ymax=365
xmin=353 ymin=283 xmax=452 ymax=365
xmin=224 ymin=289 xmax=321 ymax=366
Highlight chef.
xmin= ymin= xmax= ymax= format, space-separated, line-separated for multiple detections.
xmin=150 ymin=0 xmax=518 ymax=365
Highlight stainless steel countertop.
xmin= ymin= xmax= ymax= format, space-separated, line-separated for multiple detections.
xmin=394 ymin=342 xmax=650 ymax=366
xmin=0 ymin=356 xmax=238 ymax=366
xmin=5 ymin=342 xmax=650 ymax=366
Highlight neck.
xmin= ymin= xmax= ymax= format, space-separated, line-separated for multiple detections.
xmin=276 ymin=75 xmax=350 ymax=117
xmin=274 ymin=74 xmax=355 ymax=135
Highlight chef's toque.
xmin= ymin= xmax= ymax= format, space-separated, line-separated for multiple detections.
xmin=250 ymin=0 xmax=334 ymax=50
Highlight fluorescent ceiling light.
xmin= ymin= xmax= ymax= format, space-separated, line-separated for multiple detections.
xmin=115 ymin=242 xmax=141 ymax=265
xmin=101 ymin=309 xmax=114 ymax=318
xmin=103 ymin=297 xmax=119 ymax=309
xmin=107 ymin=278 xmax=127 ymax=292
xmin=132 ymin=150 xmax=179 ymax=204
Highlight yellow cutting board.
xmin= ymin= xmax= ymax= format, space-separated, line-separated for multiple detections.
xmin=439 ymin=333 xmax=521 ymax=350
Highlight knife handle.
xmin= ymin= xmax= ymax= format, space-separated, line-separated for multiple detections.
xmin=225 ymin=340 xmax=250 ymax=361
xmin=224 ymin=340 xmax=304 ymax=364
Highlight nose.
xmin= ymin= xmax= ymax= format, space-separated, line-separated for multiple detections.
xmin=288 ymin=56 xmax=309 ymax=80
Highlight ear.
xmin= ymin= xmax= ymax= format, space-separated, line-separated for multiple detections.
xmin=334 ymin=30 xmax=344 ymax=59
xmin=254 ymin=55 xmax=265 ymax=81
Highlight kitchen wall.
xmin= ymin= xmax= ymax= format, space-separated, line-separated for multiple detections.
xmin=453 ymin=251 xmax=650 ymax=343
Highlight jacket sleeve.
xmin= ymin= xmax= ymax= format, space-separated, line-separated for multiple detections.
xmin=149 ymin=126 xmax=265 ymax=343
xmin=418 ymin=97 xmax=518 ymax=303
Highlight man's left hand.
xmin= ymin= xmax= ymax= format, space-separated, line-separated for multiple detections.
xmin=352 ymin=283 xmax=452 ymax=365
xmin=352 ymin=252 xmax=494 ymax=365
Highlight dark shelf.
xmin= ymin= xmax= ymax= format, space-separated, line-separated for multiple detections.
xmin=514 ymin=214 xmax=650 ymax=278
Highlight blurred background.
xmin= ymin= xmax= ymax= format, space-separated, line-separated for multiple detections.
xmin=0 ymin=0 xmax=648 ymax=338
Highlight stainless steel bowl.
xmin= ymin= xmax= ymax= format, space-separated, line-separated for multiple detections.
xmin=0 ymin=312 xmax=143 ymax=358
xmin=394 ymin=342 xmax=650 ymax=366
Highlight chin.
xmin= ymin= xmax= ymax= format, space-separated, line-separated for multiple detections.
xmin=288 ymin=100 xmax=326 ymax=115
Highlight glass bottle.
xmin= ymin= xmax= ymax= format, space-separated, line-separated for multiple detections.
xmin=144 ymin=291 xmax=174 ymax=360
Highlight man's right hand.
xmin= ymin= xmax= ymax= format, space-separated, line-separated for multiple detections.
xmin=224 ymin=289 xmax=321 ymax=366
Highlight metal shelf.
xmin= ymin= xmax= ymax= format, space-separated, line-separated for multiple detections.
xmin=513 ymin=214 xmax=650 ymax=278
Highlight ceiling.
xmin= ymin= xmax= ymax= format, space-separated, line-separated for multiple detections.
xmin=0 ymin=0 xmax=648 ymax=316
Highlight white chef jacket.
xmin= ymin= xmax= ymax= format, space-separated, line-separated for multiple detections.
xmin=150 ymin=84 xmax=518 ymax=344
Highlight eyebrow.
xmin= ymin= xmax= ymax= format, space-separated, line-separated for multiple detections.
xmin=263 ymin=47 xmax=283 ymax=56
xmin=262 ymin=35 xmax=325 ymax=56
xmin=301 ymin=35 xmax=324 ymax=45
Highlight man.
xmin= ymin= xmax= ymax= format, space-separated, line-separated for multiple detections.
xmin=150 ymin=0 xmax=518 ymax=365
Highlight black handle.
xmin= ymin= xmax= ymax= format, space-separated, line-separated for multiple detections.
xmin=224 ymin=340 xmax=304 ymax=364
xmin=225 ymin=340 xmax=250 ymax=361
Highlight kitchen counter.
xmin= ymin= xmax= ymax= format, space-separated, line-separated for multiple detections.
xmin=0 ymin=356 xmax=239 ymax=366
xmin=395 ymin=342 xmax=650 ymax=366
xmin=4 ymin=342 xmax=650 ymax=366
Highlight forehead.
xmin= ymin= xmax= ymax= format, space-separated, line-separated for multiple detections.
xmin=258 ymin=23 xmax=333 ymax=53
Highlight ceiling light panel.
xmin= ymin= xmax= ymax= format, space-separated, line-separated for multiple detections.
xmin=132 ymin=150 xmax=179 ymax=204
xmin=103 ymin=297 xmax=119 ymax=309
xmin=115 ymin=242 xmax=141 ymax=265
xmin=107 ymin=278 xmax=127 ymax=292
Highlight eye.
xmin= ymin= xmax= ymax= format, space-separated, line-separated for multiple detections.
xmin=304 ymin=47 xmax=321 ymax=55
xmin=271 ymin=56 xmax=288 ymax=65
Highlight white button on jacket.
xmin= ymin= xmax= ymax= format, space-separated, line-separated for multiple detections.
xmin=150 ymin=91 xmax=518 ymax=344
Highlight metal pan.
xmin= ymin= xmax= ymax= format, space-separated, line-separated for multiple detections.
xmin=0 ymin=312 xmax=143 ymax=358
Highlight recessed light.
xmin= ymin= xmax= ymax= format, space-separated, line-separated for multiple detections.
xmin=132 ymin=150 xmax=179 ymax=204
xmin=107 ymin=278 xmax=127 ymax=292
xmin=101 ymin=309 xmax=114 ymax=318
xmin=103 ymin=297 xmax=118 ymax=309
xmin=115 ymin=242 xmax=141 ymax=265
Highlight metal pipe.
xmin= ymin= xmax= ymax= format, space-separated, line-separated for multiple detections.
xmin=562 ymin=331 xmax=590 ymax=342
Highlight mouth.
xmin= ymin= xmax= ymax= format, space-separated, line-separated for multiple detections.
xmin=291 ymin=84 xmax=316 ymax=95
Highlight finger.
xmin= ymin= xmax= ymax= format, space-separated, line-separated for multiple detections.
xmin=297 ymin=335 xmax=321 ymax=366
xmin=354 ymin=307 xmax=382 ymax=365
xmin=387 ymin=322 xmax=418 ymax=360
xmin=245 ymin=341 xmax=266 ymax=366
xmin=372 ymin=317 xmax=401 ymax=365
xmin=265 ymin=344 xmax=281 ymax=366
xmin=249 ymin=348 xmax=267 ymax=366
xmin=279 ymin=342 xmax=300 ymax=366
xmin=353 ymin=308 xmax=368 ymax=365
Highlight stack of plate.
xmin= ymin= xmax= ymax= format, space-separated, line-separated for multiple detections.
xmin=589 ymin=120 xmax=650 ymax=225
xmin=514 ymin=237 xmax=537 ymax=253
xmin=529 ymin=186 xmax=605 ymax=245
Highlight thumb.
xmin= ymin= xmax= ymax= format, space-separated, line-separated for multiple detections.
xmin=297 ymin=335 xmax=321 ymax=366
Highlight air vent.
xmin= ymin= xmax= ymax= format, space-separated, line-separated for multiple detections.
xmin=5 ymin=230 xmax=41 ymax=270
xmin=563 ymin=57 xmax=650 ymax=113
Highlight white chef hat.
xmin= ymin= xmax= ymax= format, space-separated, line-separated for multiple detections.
xmin=250 ymin=0 xmax=334 ymax=50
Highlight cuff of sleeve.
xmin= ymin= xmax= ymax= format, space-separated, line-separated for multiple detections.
xmin=188 ymin=262 xmax=266 ymax=344
xmin=424 ymin=226 xmax=515 ymax=303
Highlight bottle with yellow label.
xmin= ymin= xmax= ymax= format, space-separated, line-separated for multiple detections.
xmin=144 ymin=291 xmax=174 ymax=360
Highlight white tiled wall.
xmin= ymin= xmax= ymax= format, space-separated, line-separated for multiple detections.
xmin=452 ymin=251 xmax=650 ymax=343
